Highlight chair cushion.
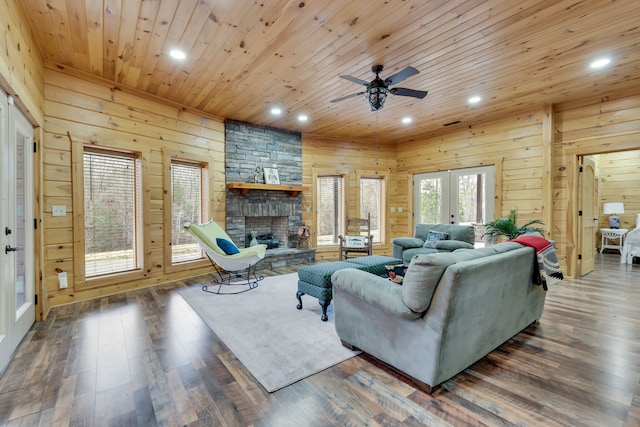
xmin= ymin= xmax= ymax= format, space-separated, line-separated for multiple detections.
xmin=216 ymin=238 xmax=240 ymax=255
xmin=345 ymin=235 xmax=367 ymax=248
xmin=185 ymin=219 xmax=233 ymax=255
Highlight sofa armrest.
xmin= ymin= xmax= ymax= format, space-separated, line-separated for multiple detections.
xmin=332 ymin=269 xmax=422 ymax=320
xmin=392 ymin=237 xmax=425 ymax=259
xmin=392 ymin=237 xmax=425 ymax=249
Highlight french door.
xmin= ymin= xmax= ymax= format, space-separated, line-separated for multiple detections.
xmin=413 ymin=166 xmax=495 ymax=243
xmin=0 ymin=89 xmax=35 ymax=374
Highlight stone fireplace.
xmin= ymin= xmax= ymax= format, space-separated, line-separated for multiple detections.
xmin=224 ymin=121 xmax=309 ymax=259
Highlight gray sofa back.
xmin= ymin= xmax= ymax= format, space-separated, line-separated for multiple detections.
xmin=332 ymin=242 xmax=546 ymax=392
xmin=414 ymin=223 xmax=475 ymax=243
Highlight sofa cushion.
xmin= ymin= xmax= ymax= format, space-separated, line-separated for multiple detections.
xmin=401 ymin=247 xmax=439 ymax=263
xmin=488 ymin=241 xmax=524 ymax=254
xmin=414 ymin=224 xmax=475 ymax=244
xmin=392 ymin=237 xmax=425 ymax=248
xmin=433 ymin=240 xmax=475 ymax=251
xmin=402 ymin=249 xmax=495 ymax=313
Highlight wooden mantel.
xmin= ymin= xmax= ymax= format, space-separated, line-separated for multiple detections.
xmin=227 ymin=182 xmax=308 ymax=197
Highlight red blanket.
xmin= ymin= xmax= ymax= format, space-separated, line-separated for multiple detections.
xmin=511 ymin=235 xmax=563 ymax=290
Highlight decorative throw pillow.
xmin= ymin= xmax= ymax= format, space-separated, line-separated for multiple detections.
xmin=345 ymin=235 xmax=367 ymax=248
xmin=385 ymin=264 xmax=408 ymax=284
xmin=216 ymin=238 xmax=240 ymax=255
xmin=423 ymin=230 xmax=449 ymax=248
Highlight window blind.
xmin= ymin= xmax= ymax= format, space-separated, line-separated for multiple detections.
xmin=84 ymin=150 xmax=139 ymax=276
xmin=316 ymin=176 xmax=342 ymax=245
xmin=171 ymin=161 xmax=204 ymax=263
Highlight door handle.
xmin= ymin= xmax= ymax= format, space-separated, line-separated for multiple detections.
xmin=5 ymin=245 xmax=19 ymax=254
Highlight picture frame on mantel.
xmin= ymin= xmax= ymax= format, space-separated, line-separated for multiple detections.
xmin=264 ymin=167 xmax=280 ymax=185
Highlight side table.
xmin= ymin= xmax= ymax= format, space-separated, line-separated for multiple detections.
xmin=600 ymin=228 xmax=628 ymax=254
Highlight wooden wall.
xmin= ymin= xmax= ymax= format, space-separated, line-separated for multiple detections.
xmin=0 ymin=0 xmax=44 ymax=124
xmin=554 ymin=91 xmax=640 ymax=276
xmin=42 ymin=67 xmax=226 ymax=315
xmin=301 ymin=134 xmax=396 ymax=261
xmin=393 ymin=110 xmax=550 ymax=244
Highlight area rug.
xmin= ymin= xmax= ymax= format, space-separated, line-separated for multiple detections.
xmin=178 ymin=273 xmax=359 ymax=392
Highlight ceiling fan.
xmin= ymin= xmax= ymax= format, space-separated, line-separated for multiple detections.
xmin=330 ymin=64 xmax=428 ymax=111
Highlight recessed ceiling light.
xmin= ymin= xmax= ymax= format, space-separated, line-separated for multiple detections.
xmin=169 ymin=50 xmax=186 ymax=60
xmin=590 ymin=57 xmax=611 ymax=69
xmin=298 ymin=114 xmax=308 ymax=122
xmin=401 ymin=117 xmax=412 ymax=124
xmin=270 ymin=107 xmax=282 ymax=116
xmin=468 ymin=96 xmax=482 ymax=104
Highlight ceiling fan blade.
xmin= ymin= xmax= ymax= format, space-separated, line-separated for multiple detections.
xmin=390 ymin=87 xmax=428 ymax=99
xmin=339 ymin=75 xmax=369 ymax=86
xmin=385 ymin=66 xmax=419 ymax=85
xmin=330 ymin=92 xmax=366 ymax=103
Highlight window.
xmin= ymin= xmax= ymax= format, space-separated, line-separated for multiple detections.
xmin=171 ymin=160 xmax=207 ymax=263
xmin=83 ymin=148 xmax=142 ymax=277
xmin=360 ymin=177 xmax=385 ymax=243
xmin=316 ymin=176 xmax=343 ymax=245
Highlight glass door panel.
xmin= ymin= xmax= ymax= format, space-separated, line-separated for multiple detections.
xmin=414 ymin=166 xmax=494 ymax=244
xmin=15 ymin=126 xmax=27 ymax=315
xmin=414 ymin=174 xmax=445 ymax=224
xmin=0 ymin=92 xmax=35 ymax=375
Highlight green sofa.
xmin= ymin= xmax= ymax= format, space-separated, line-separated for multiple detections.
xmin=331 ymin=242 xmax=547 ymax=393
xmin=392 ymin=223 xmax=476 ymax=264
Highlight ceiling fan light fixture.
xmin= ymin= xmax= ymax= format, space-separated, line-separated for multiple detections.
xmin=369 ymin=86 xmax=388 ymax=111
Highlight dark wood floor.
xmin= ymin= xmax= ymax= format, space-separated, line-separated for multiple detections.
xmin=1 ymin=254 xmax=639 ymax=426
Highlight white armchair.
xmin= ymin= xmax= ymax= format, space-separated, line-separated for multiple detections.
xmin=621 ymin=214 xmax=640 ymax=264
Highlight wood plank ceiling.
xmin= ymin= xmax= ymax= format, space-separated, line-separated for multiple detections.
xmin=21 ymin=0 xmax=640 ymax=143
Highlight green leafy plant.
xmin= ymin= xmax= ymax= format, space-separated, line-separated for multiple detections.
xmin=482 ymin=209 xmax=545 ymax=244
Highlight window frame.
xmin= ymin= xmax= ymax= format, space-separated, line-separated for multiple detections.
xmin=73 ymin=145 xmax=149 ymax=289
xmin=163 ymin=150 xmax=212 ymax=274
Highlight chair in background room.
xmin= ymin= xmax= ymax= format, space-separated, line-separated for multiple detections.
xmin=621 ymin=213 xmax=640 ymax=265
xmin=185 ymin=218 xmax=267 ymax=294
xmin=338 ymin=213 xmax=373 ymax=260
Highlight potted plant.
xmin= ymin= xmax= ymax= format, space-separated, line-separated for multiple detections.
xmin=482 ymin=209 xmax=545 ymax=244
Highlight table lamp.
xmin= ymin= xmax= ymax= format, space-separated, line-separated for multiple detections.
xmin=603 ymin=202 xmax=624 ymax=228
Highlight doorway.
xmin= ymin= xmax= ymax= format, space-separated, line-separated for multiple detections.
xmin=0 ymin=89 xmax=36 ymax=374
xmin=413 ymin=166 xmax=495 ymax=244
xmin=574 ymin=149 xmax=640 ymax=276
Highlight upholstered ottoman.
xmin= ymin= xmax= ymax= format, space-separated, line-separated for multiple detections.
xmin=296 ymin=255 xmax=402 ymax=321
